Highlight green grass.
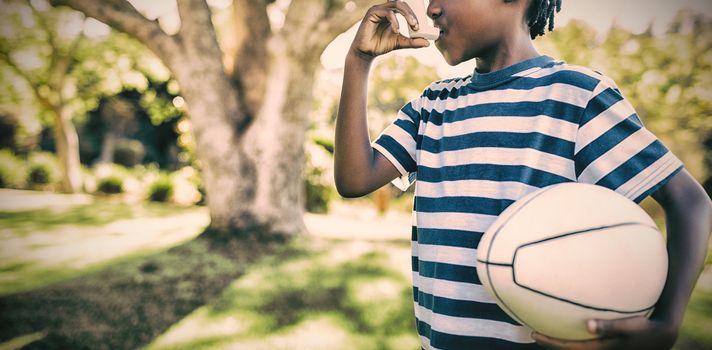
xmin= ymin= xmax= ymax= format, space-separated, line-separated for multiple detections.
xmin=0 ymin=193 xmax=709 ymax=350
xmin=0 ymin=199 xmax=195 ymax=236
xmin=0 ymin=246 xmax=185 ymax=296
xmin=146 ymin=239 xmax=419 ymax=350
xmin=0 ymin=198 xmax=206 ymax=295
xmin=0 ymin=332 xmax=45 ymax=350
xmin=0 ymin=233 xmax=292 ymax=349
xmin=0 ymin=262 xmax=80 ymax=295
xmin=676 ymin=288 xmax=712 ymax=350
xmin=1 ymin=230 xmax=710 ymax=350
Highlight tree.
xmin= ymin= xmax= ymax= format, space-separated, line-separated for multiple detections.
xmin=536 ymin=14 xmax=712 ymax=185
xmin=95 ymin=95 xmax=136 ymax=165
xmin=0 ymin=0 xmax=165 ymax=192
xmin=0 ymin=0 xmax=85 ymax=192
xmin=49 ymin=0 xmax=380 ymax=236
xmin=594 ymin=14 xmax=712 ymax=183
xmin=367 ymin=55 xmax=439 ymax=136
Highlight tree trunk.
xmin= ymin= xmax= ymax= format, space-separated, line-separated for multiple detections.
xmin=167 ymin=58 xmax=262 ymax=234
xmin=96 ymin=131 xmax=116 ymax=165
xmin=175 ymin=35 xmax=313 ymax=235
xmin=49 ymin=0 xmax=380 ymax=237
xmin=240 ymin=35 xmax=313 ymax=235
xmin=52 ymin=107 xmax=82 ymax=193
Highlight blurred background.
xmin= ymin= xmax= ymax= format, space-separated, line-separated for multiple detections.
xmin=0 ymin=0 xmax=710 ymax=349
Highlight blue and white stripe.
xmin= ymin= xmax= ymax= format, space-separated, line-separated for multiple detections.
xmin=373 ymin=55 xmax=682 ymax=349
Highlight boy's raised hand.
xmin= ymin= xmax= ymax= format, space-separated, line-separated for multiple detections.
xmin=350 ymin=0 xmax=430 ymax=59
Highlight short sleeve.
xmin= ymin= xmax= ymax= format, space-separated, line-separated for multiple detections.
xmin=574 ymin=78 xmax=683 ymax=203
xmin=372 ymin=97 xmax=422 ymax=191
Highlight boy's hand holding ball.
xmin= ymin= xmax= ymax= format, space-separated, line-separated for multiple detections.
xmin=533 ymin=316 xmax=677 ymax=349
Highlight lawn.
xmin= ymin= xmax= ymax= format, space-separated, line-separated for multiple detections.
xmin=145 ymin=238 xmax=419 ymax=350
xmin=0 ymin=195 xmax=208 ymax=295
xmin=0 ymin=235 xmax=285 ymax=349
xmin=0 ymin=191 xmax=710 ymax=349
xmin=0 ymin=198 xmax=197 ymax=236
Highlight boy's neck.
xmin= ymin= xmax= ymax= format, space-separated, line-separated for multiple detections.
xmin=474 ymin=36 xmax=541 ymax=74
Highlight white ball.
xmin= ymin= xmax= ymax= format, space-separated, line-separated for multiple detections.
xmin=475 ymin=183 xmax=667 ymax=340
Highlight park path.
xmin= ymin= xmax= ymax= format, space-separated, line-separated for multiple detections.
xmin=0 ymin=190 xmax=410 ymax=275
xmin=304 ymin=201 xmax=411 ymax=240
xmin=0 ymin=189 xmax=93 ymax=211
xmin=2 ymin=189 xmax=707 ymax=291
xmin=0 ymin=209 xmax=210 ymax=269
xmin=1 ymin=205 xmax=409 ymax=271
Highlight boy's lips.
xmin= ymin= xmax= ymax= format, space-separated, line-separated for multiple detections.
xmin=433 ymin=22 xmax=445 ymax=41
xmin=435 ymin=28 xmax=446 ymax=42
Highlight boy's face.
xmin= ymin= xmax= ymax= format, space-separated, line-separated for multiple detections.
xmin=428 ymin=0 xmax=528 ymax=66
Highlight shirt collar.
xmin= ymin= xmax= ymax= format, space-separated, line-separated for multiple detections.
xmin=470 ymin=55 xmax=554 ymax=89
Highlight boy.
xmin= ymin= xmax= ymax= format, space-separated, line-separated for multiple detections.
xmin=334 ymin=0 xmax=712 ymax=349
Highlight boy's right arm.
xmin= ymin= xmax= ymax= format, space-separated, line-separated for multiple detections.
xmin=334 ymin=1 xmax=429 ymax=198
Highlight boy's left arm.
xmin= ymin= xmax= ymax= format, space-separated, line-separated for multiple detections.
xmin=533 ymin=169 xmax=712 ymax=350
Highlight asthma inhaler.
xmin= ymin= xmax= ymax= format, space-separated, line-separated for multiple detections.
xmin=402 ymin=0 xmax=439 ymax=40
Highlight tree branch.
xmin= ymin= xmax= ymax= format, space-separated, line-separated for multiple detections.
xmin=231 ymin=0 xmax=272 ymax=118
xmin=28 ymin=0 xmax=85 ymax=99
xmin=49 ymin=0 xmax=182 ymax=67
xmin=62 ymin=31 xmax=85 ymax=77
xmin=176 ymin=0 xmax=222 ymax=58
xmin=283 ymin=0 xmax=379 ymax=62
xmin=55 ymin=32 xmax=86 ymax=104
xmin=319 ymin=0 xmax=380 ymax=46
xmin=27 ymin=0 xmax=58 ymax=86
xmin=0 ymin=50 xmax=55 ymax=110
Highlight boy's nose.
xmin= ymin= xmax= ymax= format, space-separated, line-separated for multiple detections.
xmin=427 ymin=0 xmax=441 ymax=19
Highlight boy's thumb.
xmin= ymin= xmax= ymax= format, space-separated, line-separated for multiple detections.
xmin=396 ymin=36 xmax=430 ymax=49
xmin=588 ymin=317 xmax=647 ymax=336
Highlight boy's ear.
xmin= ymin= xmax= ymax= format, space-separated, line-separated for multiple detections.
xmin=504 ymin=0 xmax=535 ymax=23
xmin=503 ymin=0 xmax=532 ymax=11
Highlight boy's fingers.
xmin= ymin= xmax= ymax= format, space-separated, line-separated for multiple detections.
xmin=532 ymin=332 xmax=620 ymax=350
xmin=590 ymin=317 xmax=647 ymax=337
xmin=386 ymin=0 xmax=419 ymax=30
xmin=385 ymin=9 xmax=399 ymax=33
xmin=396 ymin=36 xmax=429 ymax=50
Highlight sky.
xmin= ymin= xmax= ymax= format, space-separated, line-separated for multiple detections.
xmin=320 ymin=0 xmax=712 ymax=77
xmin=126 ymin=0 xmax=712 ymax=78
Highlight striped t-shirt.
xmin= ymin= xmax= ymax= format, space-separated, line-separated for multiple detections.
xmin=372 ymin=55 xmax=683 ymax=350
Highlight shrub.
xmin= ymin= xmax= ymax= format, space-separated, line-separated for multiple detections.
xmin=305 ymin=167 xmax=333 ymax=214
xmin=27 ymin=164 xmax=51 ymax=185
xmin=170 ymin=167 xmax=202 ymax=205
xmin=93 ymin=163 xmax=148 ymax=196
xmin=0 ymin=113 xmax=18 ymax=150
xmin=312 ymin=135 xmax=335 ymax=154
xmin=196 ymin=183 xmax=206 ymax=206
xmin=305 ymin=180 xmax=331 ymax=213
xmin=304 ymin=142 xmax=335 ymax=213
xmin=81 ymin=166 xmax=97 ymax=193
xmin=113 ymin=139 xmax=145 ymax=168
xmin=0 ymin=150 xmax=26 ymax=189
xmin=26 ymin=152 xmax=60 ymax=189
xmin=148 ymin=176 xmax=174 ymax=202
xmin=97 ymin=175 xmax=124 ymax=194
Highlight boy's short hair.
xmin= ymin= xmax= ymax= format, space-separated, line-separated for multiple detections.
xmin=527 ymin=0 xmax=562 ymax=39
